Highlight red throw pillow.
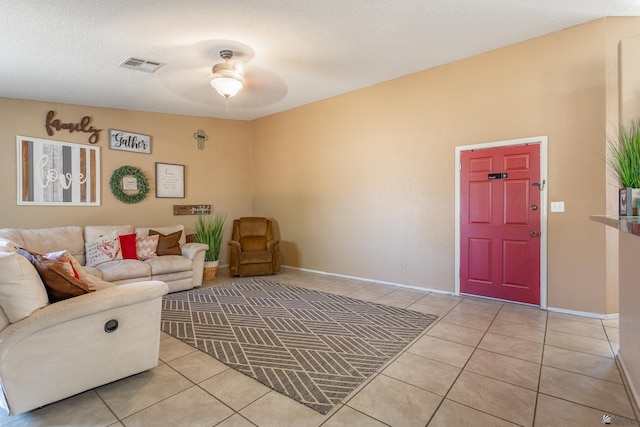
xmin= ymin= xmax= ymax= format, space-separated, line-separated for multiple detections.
xmin=119 ymin=233 xmax=137 ymax=260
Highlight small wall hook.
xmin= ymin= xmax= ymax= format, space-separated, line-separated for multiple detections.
xmin=193 ymin=129 xmax=209 ymax=150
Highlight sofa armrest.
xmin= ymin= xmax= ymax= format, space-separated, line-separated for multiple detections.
xmin=180 ymin=243 xmax=208 ymax=288
xmin=0 ymin=281 xmax=168 ymax=349
xmin=181 ymin=242 xmax=208 ymax=260
xmin=0 ymin=280 xmax=168 ymax=415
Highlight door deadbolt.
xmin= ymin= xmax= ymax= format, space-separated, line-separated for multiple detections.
xmin=530 ymin=205 xmax=538 ymax=211
xmin=530 ymin=231 xmax=540 ymax=237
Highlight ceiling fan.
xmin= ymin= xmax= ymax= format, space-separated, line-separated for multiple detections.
xmin=210 ymin=49 xmax=245 ymax=100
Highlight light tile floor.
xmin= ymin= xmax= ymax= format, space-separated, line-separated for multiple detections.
xmin=1 ymin=268 xmax=639 ymax=427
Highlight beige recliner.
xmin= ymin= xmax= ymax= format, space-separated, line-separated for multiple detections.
xmin=228 ymin=217 xmax=281 ymax=276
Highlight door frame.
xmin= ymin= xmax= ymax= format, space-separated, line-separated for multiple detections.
xmin=454 ymin=136 xmax=548 ymax=309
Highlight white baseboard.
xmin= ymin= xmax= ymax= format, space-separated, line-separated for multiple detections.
xmin=281 ymin=265 xmax=456 ymax=296
xmin=617 ymin=351 xmax=640 ymax=416
xmin=547 ymin=306 xmax=618 ymax=320
xmin=282 ymin=266 xmax=623 ymax=318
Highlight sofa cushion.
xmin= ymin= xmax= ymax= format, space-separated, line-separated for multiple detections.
xmin=16 ymin=248 xmax=94 ymax=303
xmin=136 ymin=235 xmax=159 ymax=260
xmin=149 ymin=230 xmax=182 ymax=256
xmin=85 ymin=231 xmax=123 ymax=267
xmin=84 ymin=225 xmax=134 ymax=244
xmin=240 ymin=236 xmax=268 ymax=252
xmin=0 ymin=226 xmax=86 ymax=266
xmin=95 ymin=259 xmax=151 ymax=282
xmin=0 ymin=248 xmax=49 ymax=322
xmin=145 ymin=255 xmax=192 ymax=275
xmin=119 ymin=234 xmax=137 ymax=260
xmin=239 ymin=250 xmax=272 ymax=264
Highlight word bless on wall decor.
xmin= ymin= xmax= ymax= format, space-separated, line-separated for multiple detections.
xmin=109 ymin=129 xmax=151 ymax=154
xmin=17 ymin=136 xmax=100 ymax=206
xmin=44 ymin=110 xmax=102 ymax=144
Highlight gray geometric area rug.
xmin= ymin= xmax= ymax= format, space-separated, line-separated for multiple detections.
xmin=161 ymin=278 xmax=438 ymax=414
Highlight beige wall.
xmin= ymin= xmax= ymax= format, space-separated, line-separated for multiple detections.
xmin=0 ymin=98 xmax=253 ymax=263
xmin=252 ymin=18 xmax=640 ymax=314
xmin=617 ymin=32 xmax=640 ymax=406
xmin=2 ymin=18 xmax=639 ymax=315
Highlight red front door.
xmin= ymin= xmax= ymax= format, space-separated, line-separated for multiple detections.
xmin=460 ymin=144 xmax=541 ymax=305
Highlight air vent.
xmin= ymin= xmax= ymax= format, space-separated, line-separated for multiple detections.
xmin=119 ymin=57 xmax=164 ymax=73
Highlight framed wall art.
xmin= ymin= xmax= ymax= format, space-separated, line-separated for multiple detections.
xmin=16 ymin=136 xmax=100 ymax=206
xmin=109 ymin=129 xmax=151 ymax=154
xmin=155 ymin=162 xmax=185 ymax=198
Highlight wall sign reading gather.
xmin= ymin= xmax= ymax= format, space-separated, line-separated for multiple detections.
xmin=44 ymin=110 xmax=102 ymax=144
xmin=109 ymin=129 xmax=151 ymax=154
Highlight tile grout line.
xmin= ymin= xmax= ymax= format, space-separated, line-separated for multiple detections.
xmin=424 ymin=296 xmax=523 ymax=427
xmin=531 ymin=305 xmax=550 ymax=427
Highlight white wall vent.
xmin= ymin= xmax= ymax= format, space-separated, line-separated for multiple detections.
xmin=119 ymin=57 xmax=164 ymax=73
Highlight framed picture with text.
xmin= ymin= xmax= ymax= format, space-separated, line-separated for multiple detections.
xmin=16 ymin=136 xmax=100 ymax=206
xmin=109 ymin=129 xmax=151 ymax=154
xmin=155 ymin=162 xmax=185 ymax=198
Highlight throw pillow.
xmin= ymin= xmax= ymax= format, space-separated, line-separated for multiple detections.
xmin=0 ymin=248 xmax=49 ymax=323
xmin=149 ymin=229 xmax=182 ymax=256
xmin=16 ymin=248 xmax=94 ymax=303
xmin=136 ymin=234 xmax=159 ymax=260
xmin=85 ymin=230 xmax=123 ymax=267
xmin=41 ymin=250 xmax=92 ymax=281
xmin=119 ymin=233 xmax=137 ymax=260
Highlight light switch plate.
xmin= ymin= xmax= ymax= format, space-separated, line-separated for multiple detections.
xmin=551 ymin=201 xmax=565 ymax=212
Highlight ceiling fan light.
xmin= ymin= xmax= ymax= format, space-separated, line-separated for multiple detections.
xmin=211 ymin=62 xmax=244 ymax=98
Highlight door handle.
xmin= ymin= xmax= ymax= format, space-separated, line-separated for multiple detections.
xmin=530 ymin=231 xmax=540 ymax=237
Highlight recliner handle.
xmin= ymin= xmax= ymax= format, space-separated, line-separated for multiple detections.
xmin=104 ymin=319 xmax=119 ymax=333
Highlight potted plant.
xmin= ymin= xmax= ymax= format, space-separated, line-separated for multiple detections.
xmin=193 ymin=212 xmax=226 ymax=280
xmin=608 ymin=120 xmax=640 ymax=215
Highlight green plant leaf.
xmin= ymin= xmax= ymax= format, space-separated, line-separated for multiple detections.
xmin=193 ymin=212 xmax=226 ymax=261
xmin=608 ymin=120 xmax=640 ymax=188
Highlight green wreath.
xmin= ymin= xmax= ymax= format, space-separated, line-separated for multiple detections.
xmin=109 ymin=166 xmax=149 ymax=204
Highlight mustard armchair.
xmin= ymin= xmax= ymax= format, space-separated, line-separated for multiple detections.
xmin=228 ymin=217 xmax=281 ymax=276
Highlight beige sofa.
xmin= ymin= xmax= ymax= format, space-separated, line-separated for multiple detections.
xmin=0 ymin=224 xmax=207 ymax=415
xmin=0 ymin=224 xmax=209 ymax=293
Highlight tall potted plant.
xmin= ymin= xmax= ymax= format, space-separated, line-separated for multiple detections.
xmin=193 ymin=212 xmax=226 ymax=280
xmin=608 ymin=120 xmax=640 ymax=216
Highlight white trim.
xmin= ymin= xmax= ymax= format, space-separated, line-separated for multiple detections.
xmin=547 ymin=306 xmax=615 ymax=320
xmin=280 ymin=266 xmax=620 ymax=321
xmin=454 ymin=136 xmax=548 ymax=309
xmin=618 ymin=351 xmax=640 ymax=412
xmin=281 ymin=265 xmax=456 ymax=295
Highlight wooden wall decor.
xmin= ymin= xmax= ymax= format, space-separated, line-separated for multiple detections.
xmin=44 ymin=110 xmax=102 ymax=144
xmin=173 ymin=205 xmax=211 ymax=215
xmin=17 ymin=136 xmax=100 ymax=206
xmin=109 ymin=129 xmax=151 ymax=154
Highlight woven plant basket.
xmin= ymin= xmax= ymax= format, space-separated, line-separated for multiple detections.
xmin=203 ymin=260 xmax=219 ymax=280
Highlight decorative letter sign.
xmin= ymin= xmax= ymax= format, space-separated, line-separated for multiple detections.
xmin=17 ymin=136 xmax=100 ymax=206
xmin=109 ymin=129 xmax=151 ymax=154
xmin=44 ymin=110 xmax=102 ymax=144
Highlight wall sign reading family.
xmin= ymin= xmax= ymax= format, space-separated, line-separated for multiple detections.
xmin=109 ymin=129 xmax=151 ymax=154
xmin=17 ymin=136 xmax=100 ymax=206
xmin=44 ymin=110 xmax=102 ymax=144
xmin=155 ymin=162 xmax=185 ymax=198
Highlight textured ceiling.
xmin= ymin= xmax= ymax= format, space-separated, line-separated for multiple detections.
xmin=1 ymin=1 xmax=639 ymax=120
